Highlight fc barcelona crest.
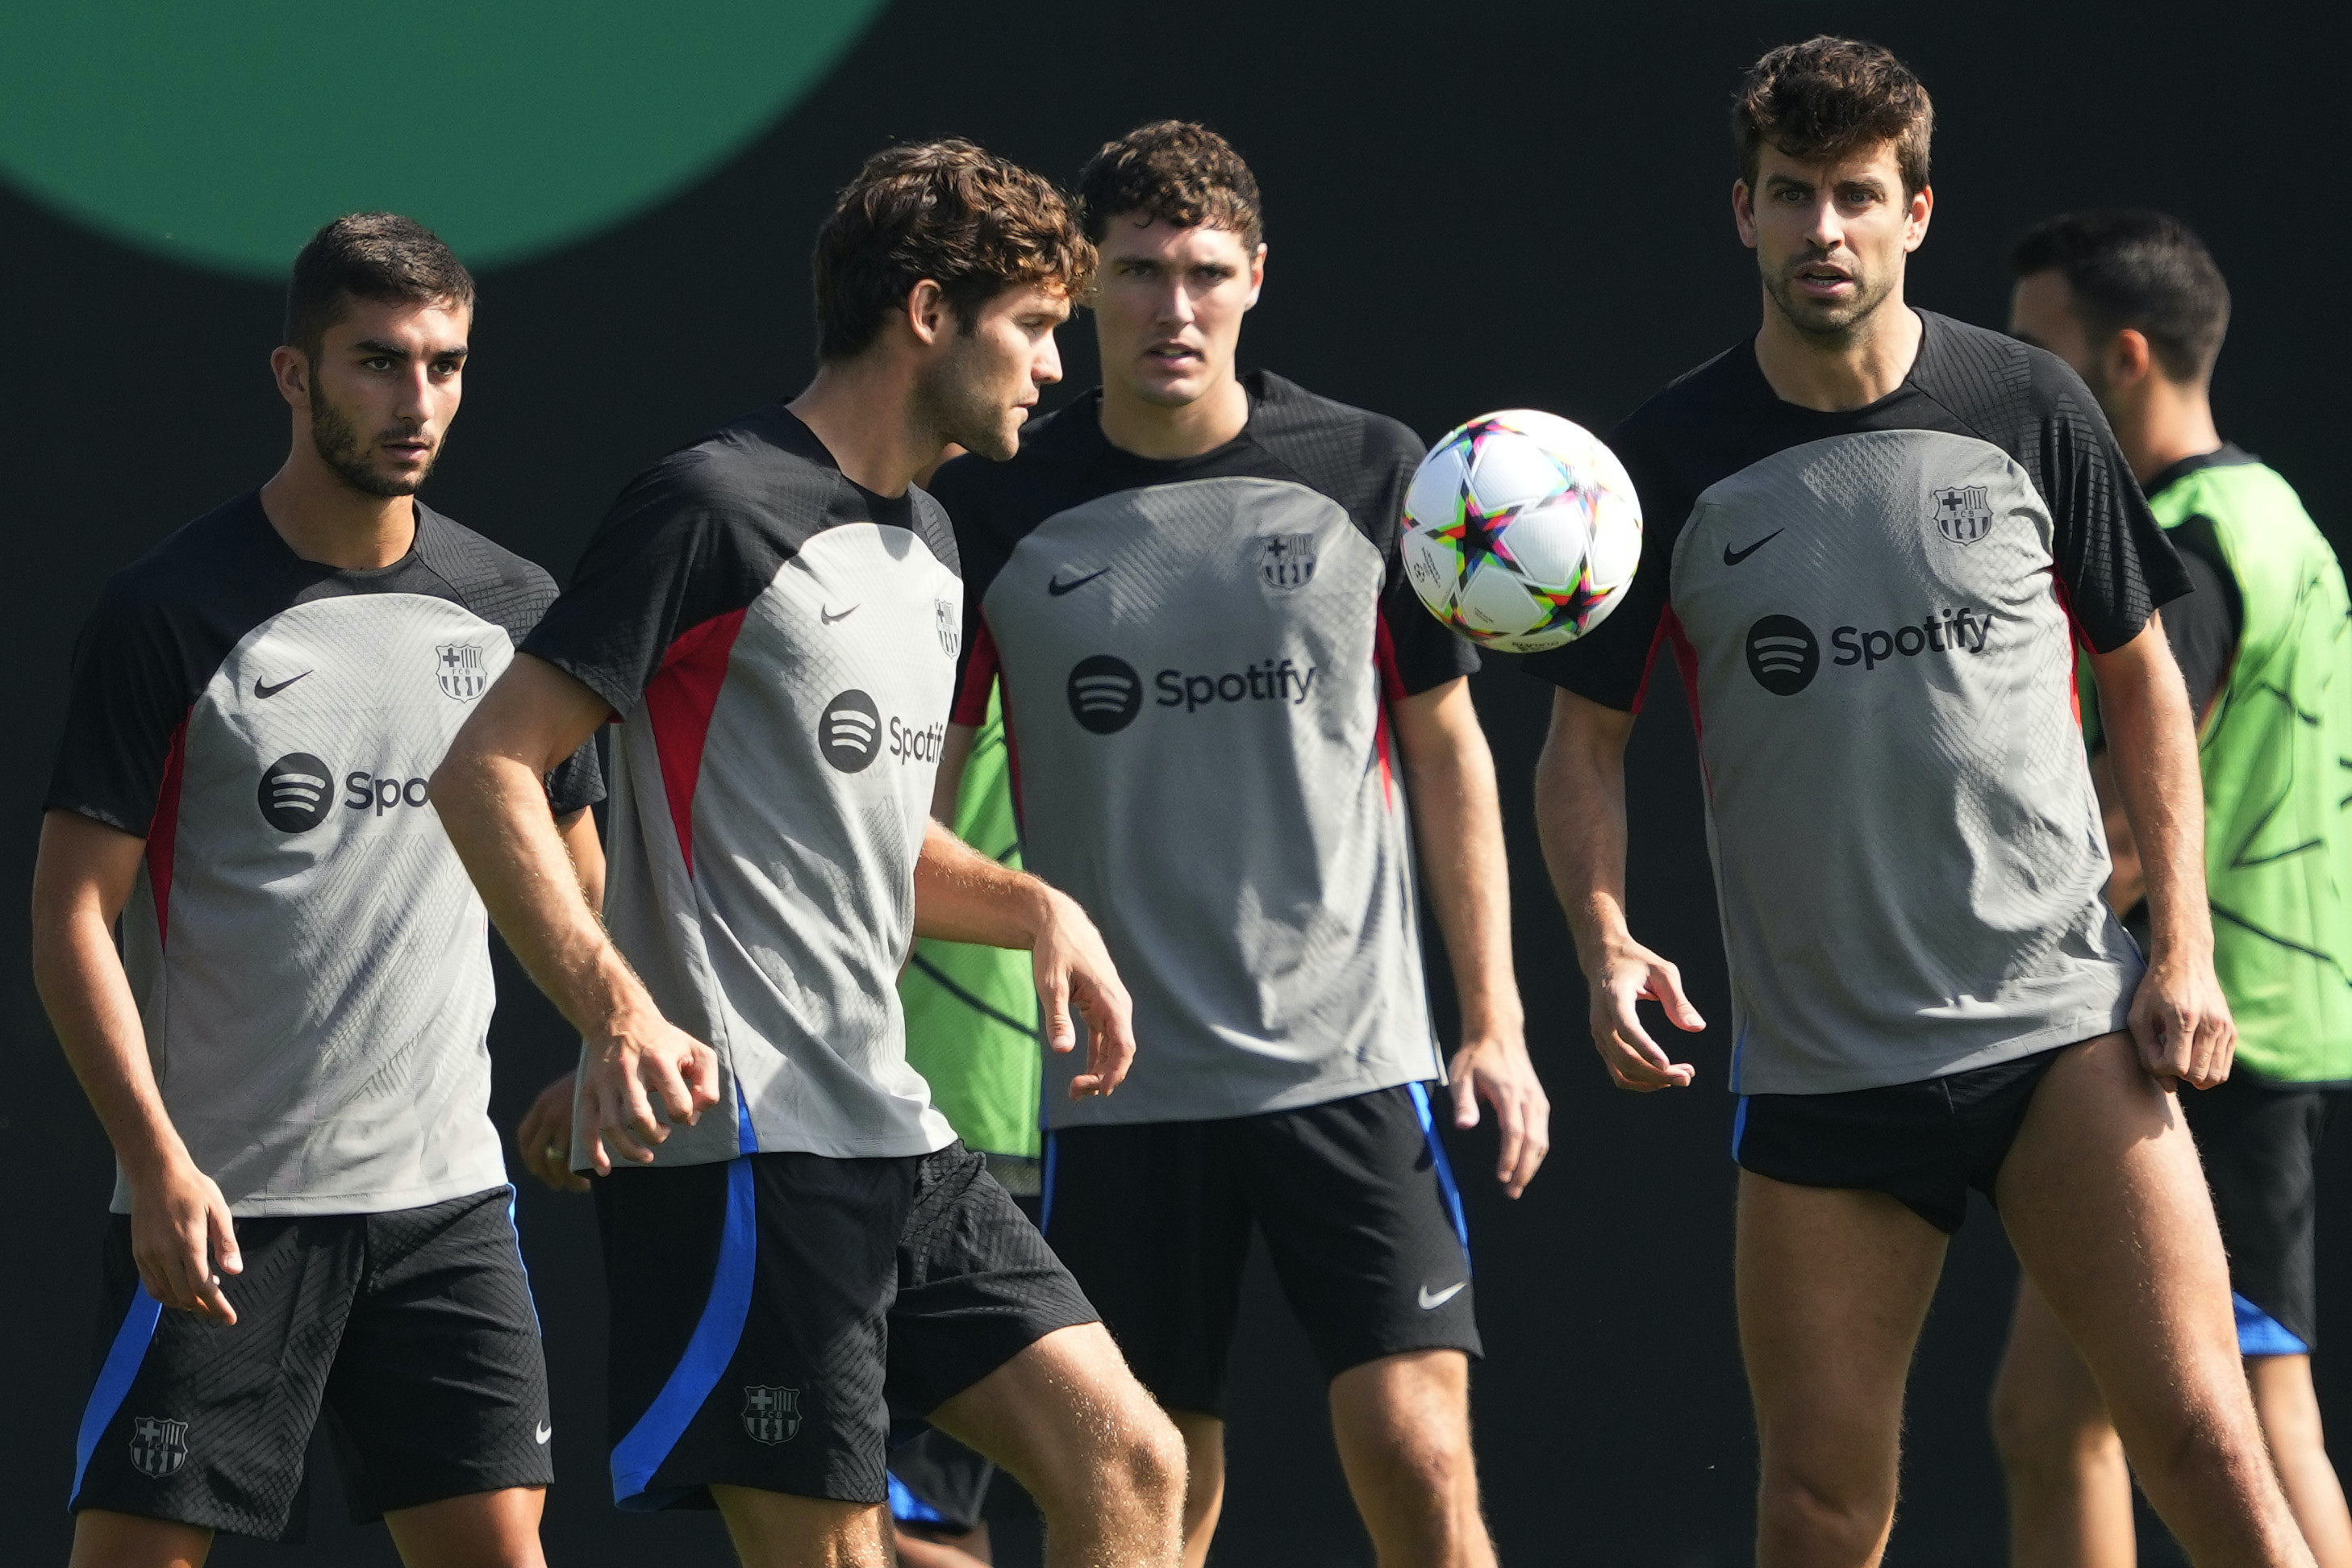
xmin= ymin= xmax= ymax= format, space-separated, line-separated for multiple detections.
xmin=1930 ymin=486 xmax=1994 ymax=545
xmin=129 ymin=1416 xmax=188 ymax=1478
xmin=742 ymin=1384 xmax=801 ymax=1445
xmin=936 ymin=598 xmax=960 ymax=657
xmin=1257 ymin=533 xmax=1316 ymax=591
xmin=436 ymin=643 xmax=490 ymax=701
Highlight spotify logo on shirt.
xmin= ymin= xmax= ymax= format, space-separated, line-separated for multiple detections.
xmin=1745 ymin=615 xmax=1820 ymax=696
xmin=257 ymin=753 xmax=336 ymax=832
xmin=819 ymin=690 xmax=883 ymax=772
xmin=1067 ymin=656 xmax=1143 ymax=734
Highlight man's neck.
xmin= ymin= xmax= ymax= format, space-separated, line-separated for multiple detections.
xmin=2118 ymin=378 xmax=2224 ymax=489
xmin=1098 ymin=371 xmax=1249 ymax=461
xmin=788 ymin=360 xmax=937 ymax=498
xmin=1753 ymin=296 xmax=1924 ymax=413
xmin=257 ymin=452 xmax=415 ymax=570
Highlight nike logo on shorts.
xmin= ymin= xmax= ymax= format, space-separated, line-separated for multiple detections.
xmin=1048 ymin=568 xmax=1109 ymax=596
xmin=253 ymin=671 xmax=312 ymax=699
xmin=1417 ymin=1282 xmax=1466 ymax=1310
xmin=1722 ymin=529 xmax=1783 ymax=565
xmin=820 ymin=604 xmax=859 ymax=623
xmin=535 ymin=1422 xmax=552 ymax=1444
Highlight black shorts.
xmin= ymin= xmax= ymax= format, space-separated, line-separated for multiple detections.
xmin=888 ymin=1428 xmax=995 ymax=1535
xmin=2181 ymin=1071 xmax=2342 ymax=1353
xmin=597 ymin=1141 xmax=1095 ymax=1512
xmin=70 ymin=1186 xmax=552 ymax=1541
xmin=1043 ymin=1082 xmax=1478 ymax=1419
xmin=1733 ymin=1047 xmax=2065 ymax=1233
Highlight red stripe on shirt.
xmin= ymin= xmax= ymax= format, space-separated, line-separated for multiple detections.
xmin=643 ymin=608 xmax=748 ymax=878
xmin=1374 ymin=611 xmax=1404 ymax=806
xmin=144 ymin=714 xmax=190 ymax=949
xmin=953 ymin=622 xmax=1003 ymax=728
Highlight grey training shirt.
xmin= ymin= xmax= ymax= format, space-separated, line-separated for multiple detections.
xmin=1525 ymin=313 xmax=2191 ymax=1095
xmin=932 ymin=373 xmax=1479 ymax=1128
xmin=46 ymin=494 xmax=603 ymax=1214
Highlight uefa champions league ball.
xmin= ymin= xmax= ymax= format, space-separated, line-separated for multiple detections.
xmin=1399 ymin=410 xmax=1643 ymax=653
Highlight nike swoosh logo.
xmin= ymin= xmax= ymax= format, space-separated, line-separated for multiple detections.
xmin=1722 ymin=530 xmax=1783 ymax=565
xmin=535 ymin=1423 xmax=552 ymax=1445
xmin=1047 ymin=568 xmax=1109 ymax=596
xmin=253 ymin=671 xmax=312 ymax=699
xmin=820 ymin=604 xmax=859 ymax=623
xmin=1417 ymin=1282 xmax=1466 ymax=1311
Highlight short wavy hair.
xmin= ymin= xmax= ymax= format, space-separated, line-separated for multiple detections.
xmin=1733 ymin=36 xmax=1933 ymax=196
xmin=2008 ymin=210 xmax=2231 ymax=382
xmin=1074 ymin=121 xmax=1263 ymax=249
xmin=812 ymin=140 xmax=1095 ymax=363
xmin=285 ymin=212 xmax=474 ymax=362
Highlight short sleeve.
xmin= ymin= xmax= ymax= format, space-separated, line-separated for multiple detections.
xmin=2157 ymin=518 xmax=2241 ymax=719
xmin=1520 ymin=422 xmax=1679 ymax=711
xmin=2030 ymin=364 xmax=2193 ymax=653
xmin=520 ymin=457 xmax=774 ymax=719
xmin=43 ymin=589 xmax=195 ymax=838
xmin=927 ymin=452 xmax=1012 ymax=707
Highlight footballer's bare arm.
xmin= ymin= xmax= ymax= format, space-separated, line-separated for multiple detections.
xmin=1393 ymin=677 xmax=1549 ymax=1196
xmin=33 ymin=810 xmax=241 ymax=1323
xmin=1533 ymin=689 xmax=1704 ymax=1091
xmin=2085 ymin=615 xmax=2233 ymax=1090
xmin=930 ymin=721 xmax=979 ymax=824
xmin=514 ymin=805 xmax=605 ymax=1195
xmin=432 ymin=653 xmax=719 ymax=1172
xmin=912 ymin=819 xmax=1136 ymax=1099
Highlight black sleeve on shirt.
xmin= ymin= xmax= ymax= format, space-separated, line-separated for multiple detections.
xmin=1363 ymin=419 xmax=1482 ymax=696
xmin=2022 ymin=353 xmax=2194 ymax=653
xmin=2158 ymin=514 xmax=2241 ymax=719
xmin=925 ymin=452 xmax=1013 ymax=702
xmin=415 ymin=513 xmax=607 ymax=815
xmin=520 ymin=451 xmax=782 ymax=720
xmin=43 ymin=583 xmax=196 ymax=838
xmin=1519 ymin=415 xmax=1682 ymax=712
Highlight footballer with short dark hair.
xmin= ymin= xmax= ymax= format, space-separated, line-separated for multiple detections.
xmin=431 ymin=140 xmax=1186 ymax=1568
xmin=1531 ymin=37 xmax=2315 ymax=1565
xmin=37 ymin=211 xmax=601 ymax=1566
xmin=1993 ymin=210 xmax=2352 ymax=1567
xmin=929 ymin=119 xmax=1545 ymax=1568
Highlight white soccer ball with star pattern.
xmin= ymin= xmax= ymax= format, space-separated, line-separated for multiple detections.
xmin=1399 ymin=410 xmax=1643 ymax=653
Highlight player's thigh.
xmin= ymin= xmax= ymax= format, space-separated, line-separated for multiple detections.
xmin=1735 ymin=1170 xmax=1946 ymax=1476
xmin=1245 ymin=1086 xmax=1480 ymax=1382
xmin=710 ymin=1485 xmax=892 ymax=1568
xmin=1040 ymin=1118 xmax=1252 ymax=1416
xmin=381 ymin=1485 xmax=546 ymax=1568
xmin=927 ymin=1321 xmax=1171 ymax=1508
xmin=69 ymin=1508 xmax=213 ymax=1568
xmin=596 ymin=1152 xmax=907 ymax=1512
xmin=71 ymin=1211 xmax=359 ymax=1543
xmin=1996 ymin=1033 xmax=2241 ymax=1432
xmin=323 ymin=1189 xmax=553 ymax=1525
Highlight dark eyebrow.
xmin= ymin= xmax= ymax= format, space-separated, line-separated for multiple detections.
xmin=350 ymin=338 xmax=468 ymax=359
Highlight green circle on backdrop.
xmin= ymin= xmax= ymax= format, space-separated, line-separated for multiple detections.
xmin=0 ymin=0 xmax=890 ymax=275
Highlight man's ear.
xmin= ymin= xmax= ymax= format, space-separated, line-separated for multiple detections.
xmin=269 ymin=345 xmax=309 ymax=411
xmin=1732 ymin=179 xmax=1758 ymax=248
xmin=2108 ymin=327 xmax=2154 ymax=389
xmin=905 ymin=279 xmax=951 ymax=348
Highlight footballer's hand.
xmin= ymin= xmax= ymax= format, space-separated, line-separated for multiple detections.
xmin=128 ymin=1157 xmax=241 ymax=1325
xmin=1589 ymin=938 xmax=1704 ymax=1093
xmin=1448 ymin=1029 xmax=1551 ymax=1198
xmin=516 ymin=1070 xmax=588 ymax=1193
xmin=2129 ymin=950 xmax=2236 ymax=1091
xmin=580 ymin=1012 xmax=722 ymax=1174
xmin=1031 ymin=887 xmax=1136 ymax=1099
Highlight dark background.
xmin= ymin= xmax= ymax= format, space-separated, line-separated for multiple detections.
xmin=6 ymin=1 xmax=2346 ymax=1561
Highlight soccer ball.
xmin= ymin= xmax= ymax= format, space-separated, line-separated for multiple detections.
xmin=1399 ymin=410 xmax=1643 ymax=653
